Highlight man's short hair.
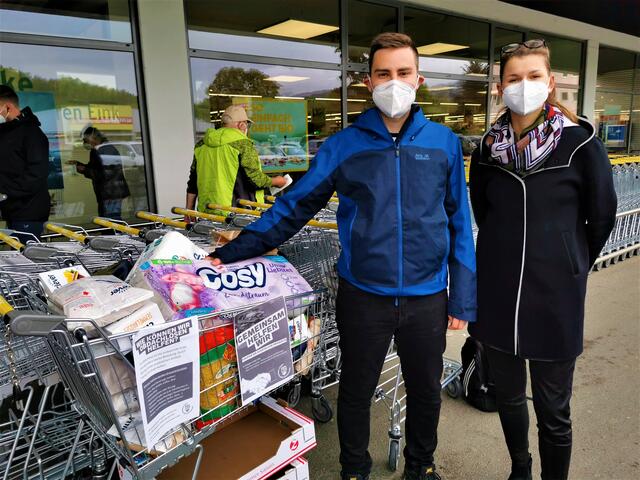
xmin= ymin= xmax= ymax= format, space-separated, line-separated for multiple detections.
xmin=0 ymin=85 xmax=19 ymax=107
xmin=81 ymin=125 xmax=107 ymax=143
xmin=369 ymin=32 xmax=419 ymax=72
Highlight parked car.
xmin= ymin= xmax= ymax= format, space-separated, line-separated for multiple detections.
xmin=96 ymin=141 xmax=144 ymax=167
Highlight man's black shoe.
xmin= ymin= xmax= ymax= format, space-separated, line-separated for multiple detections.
xmin=403 ymin=465 xmax=442 ymax=480
xmin=508 ymin=455 xmax=532 ymax=480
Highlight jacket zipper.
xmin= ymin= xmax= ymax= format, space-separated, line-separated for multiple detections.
xmin=394 ymin=140 xmax=404 ymax=295
xmin=483 ymin=164 xmax=527 ymax=355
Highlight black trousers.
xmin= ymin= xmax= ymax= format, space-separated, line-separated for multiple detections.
xmin=336 ymin=278 xmax=447 ymax=476
xmin=485 ymin=346 xmax=576 ymax=480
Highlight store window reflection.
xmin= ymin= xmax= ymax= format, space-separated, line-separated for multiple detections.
xmin=190 ymin=58 xmax=341 ymax=172
xmin=405 ymin=8 xmax=489 ymax=76
xmin=0 ymin=42 xmax=148 ymax=228
xmin=0 ymin=0 xmax=131 ymax=42
xmin=530 ymin=33 xmax=582 ymax=86
xmin=594 ymin=92 xmax=632 ymax=153
xmin=185 ymin=0 xmax=340 ymax=63
xmin=492 ymin=28 xmax=524 ymax=77
xmin=348 ymin=0 xmax=398 ymax=64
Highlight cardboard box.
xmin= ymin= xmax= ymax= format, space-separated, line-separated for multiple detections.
xmin=157 ymin=397 xmax=315 ymax=480
xmin=38 ymin=265 xmax=90 ymax=295
xmin=273 ymin=457 xmax=309 ymax=480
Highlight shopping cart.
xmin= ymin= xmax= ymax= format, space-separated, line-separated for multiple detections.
xmin=1 ymin=285 xmax=107 ymax=480
xmin=6 ymin=289 xmax=331 ymax=479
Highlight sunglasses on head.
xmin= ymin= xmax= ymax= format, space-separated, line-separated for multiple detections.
xmin=500 ymin=39 xmax=546 ymax=56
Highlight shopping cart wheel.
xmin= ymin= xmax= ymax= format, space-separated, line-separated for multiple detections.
xmin=445 ymin=377 xmax=463 ymax=399
xmin=311 ymin=395 xmax=333 ymax=423
xmin=388 ymin=439 xmax=401 ymax=471
xmin=287 ymin=382 xmax=302 ymax=408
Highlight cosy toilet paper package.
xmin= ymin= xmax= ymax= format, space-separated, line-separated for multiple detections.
xmin=126 ymin=231 xmax=211 ymax=318
xmin=138 ymin=255 xmax=313 ymax=320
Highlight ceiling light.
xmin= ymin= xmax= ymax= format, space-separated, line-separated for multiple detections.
xmin=351 ymin=82 xmax=368 ymax=87
xmin=477 ymin=91 xmax=487 ymax=94
xmin=417 ymin=43 xmax=469 ymax=55
xmin=466 ymin=73 xmax=487 ymax=77
xmin=257 ymin=19 xmax=339 ymax=40
xmin=464 ymin=103 xmax=482 ymax=106
xmin=275 ymin=96 xmax=305 ymax=100
xmin=209 ymin=93 xmax=262 ymax=98
xmin=416 ymin=102 xmax=433 ymax=105
xmin=425 ymin=113 xmax=448 ymax=117
xmin=428 ymin=86 xmax=454 ymax=92
xmin=347 ymin=99 xmax=367 ymax=102
xmin=440 ymin=102 xmax=459 ymax=106
xmin=314 ymin=97 xmax=341 ymax=101
xmin=266 ymin=75 xmax=310 ymax=83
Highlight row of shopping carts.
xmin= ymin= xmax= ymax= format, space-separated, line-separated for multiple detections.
xmin=0 ymin=202 xmax=344 ymax=479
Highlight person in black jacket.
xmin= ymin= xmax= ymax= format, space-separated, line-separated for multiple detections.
xmin=0 ymin=85 xmax=50 ymax=241
xmin=469 ymin=40 xmax=617 ymax=480
xmin=68 ymin=126 xmax=130 ymax=220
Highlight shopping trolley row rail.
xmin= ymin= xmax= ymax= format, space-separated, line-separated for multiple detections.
xmin=593 ymin=207 xmax=640 ymax=269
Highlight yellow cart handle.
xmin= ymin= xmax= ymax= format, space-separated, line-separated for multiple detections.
xmin=0 ymin=294 xmax=13 ymax=316
xmin=264 ymin=195 xmax=277 ymax=203
xmin=207 ymin=204 xmax=337 ymax=230
xmin=45 ymin=223 xmax=88 ymax=243
xmin=237 ymin=199 xmax=271 ymax=210
xmin=135 ymin=211 xmax=188 ymax=229
xmin=206 ymin=204 xmax=261 ymax=217
xmin=306 ymin=220 xmax=338 ymax=230
xmin=93 ymin=217 xmax=142 ymax=236
xmin=171 ymin=207 xmax=228 ymax=224
xmin=0 ymin=230 xmax=25 ymax=251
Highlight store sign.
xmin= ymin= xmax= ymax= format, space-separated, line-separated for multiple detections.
xmin=234 ymin=98 xmax=310 ymax=173
xmin=89 ymin=104 xmax=134 ymax=131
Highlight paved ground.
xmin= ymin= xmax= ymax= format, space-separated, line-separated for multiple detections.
xmin=298 ymin=257 xmax=640 ymax=479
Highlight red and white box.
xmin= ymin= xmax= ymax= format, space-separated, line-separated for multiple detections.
xmin=157 ymin=396 xmax=316 ymax=480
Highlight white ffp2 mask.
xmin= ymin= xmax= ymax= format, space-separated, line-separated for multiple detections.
xmin=371 ymin=79 xmax=417 ymax=118
xmin=502 ymin=79 xmax=550 ymax=116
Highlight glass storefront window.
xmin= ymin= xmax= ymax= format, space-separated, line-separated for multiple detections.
xmin=190 ymin=58 xmax=341 ymax=171
xmin=530 ymin=33 xmax=582 ymax=86
xmin=594 ymin=92 xmax=632 ymax=153
xmin=404 ymin=8 xmax=489 ymax=76
xmin=597 ymin=46 xmax=635 ymax=92
xmin=492 ymin=28 xmax=524 ymax=78
xmin=0 ymin=0 xmax=132 ymax=43
xmin=0 ymin=42 xmax=148 ymax=227
xmin=630 ymin=96 xmax=639 ymax=154
xmin=185 ymin=0 xmax=340 ymax=63
xmin=348 ymin=0 xmax=398 ymax=64
xmin=634 ymin=54 xmax=640 ymax=94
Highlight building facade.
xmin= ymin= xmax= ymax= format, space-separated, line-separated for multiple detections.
xmin=0 ymin=0 xmax=638 ymax=225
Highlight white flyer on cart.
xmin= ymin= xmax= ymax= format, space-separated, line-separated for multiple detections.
xmin=235 ymin=296 xmax=294 ymax=405
xmin=132 ymin=317 xmax=199 ymax=448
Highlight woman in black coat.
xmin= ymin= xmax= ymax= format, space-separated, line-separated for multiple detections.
xmin=468 ymin=40 xmax=617 ymax=480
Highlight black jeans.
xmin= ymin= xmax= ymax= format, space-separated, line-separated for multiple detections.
xmin=485 ymin=346 xmax=576 ymax=480
xmin=336 ymin=278 xmax=447 ymax=476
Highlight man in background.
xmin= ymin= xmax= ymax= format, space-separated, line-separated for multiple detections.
xmin=185 ymin=105 xmax=286 ymax=214
xmin=0 ymin=85 xmax=50 ymax=241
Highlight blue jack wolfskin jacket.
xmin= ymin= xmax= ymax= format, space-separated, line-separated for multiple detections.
xmin=214 ymin=106 xmax=477 ymax=321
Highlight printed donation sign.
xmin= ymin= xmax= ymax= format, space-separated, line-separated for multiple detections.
xmin=133 ymin=317 xmax=199 ymax=448
xmin=234 ymin=296 xmax=294 ymax=405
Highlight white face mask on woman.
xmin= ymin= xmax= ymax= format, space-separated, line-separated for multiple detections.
xmin=371 ymin=78 xmax=417 ymax=118
xmin=501 ymin=79 xmax=550 ymax=116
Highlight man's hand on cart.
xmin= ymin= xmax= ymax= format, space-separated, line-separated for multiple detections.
xmin=447 ymin=315 xmax=467 ymax=330
xmin=208 ymin=255 xmax=223 ymax=266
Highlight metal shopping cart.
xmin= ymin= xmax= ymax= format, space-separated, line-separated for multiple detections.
xmin=6 ymin=289 xmax=331 ymax=479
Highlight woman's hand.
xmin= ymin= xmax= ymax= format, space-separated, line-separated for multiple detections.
xmin=447 ymin=315 xmax=467 ymax=331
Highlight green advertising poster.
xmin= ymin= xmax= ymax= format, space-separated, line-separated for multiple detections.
xmin=235 ymin=98 xmax=309 ymax=173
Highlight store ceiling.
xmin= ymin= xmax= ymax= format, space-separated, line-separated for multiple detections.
xmin=500 ymin=0 xmax=640 ymax=37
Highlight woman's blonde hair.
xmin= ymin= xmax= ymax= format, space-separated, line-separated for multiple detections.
xmin=499 ymin=42 xmax=579 ymax=124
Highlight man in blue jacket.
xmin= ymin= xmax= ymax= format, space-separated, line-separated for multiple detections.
xmin=212 ymin=32 xmax=476 ymax=480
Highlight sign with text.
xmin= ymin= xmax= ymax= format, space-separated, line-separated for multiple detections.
xmin=234 ymin=296 xmax=294 ymax=405
xmin=133 ymin=317 xmax=199 ymax=448
xmin=234 ymin=98 xmax=309 ymax=173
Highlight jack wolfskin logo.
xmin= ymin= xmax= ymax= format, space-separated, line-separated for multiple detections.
xmin=415 ymin=153 xmax=430 ymax=160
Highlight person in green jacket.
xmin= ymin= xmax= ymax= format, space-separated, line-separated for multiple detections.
xmin=185 ymin=105 xmax=286 ymax=215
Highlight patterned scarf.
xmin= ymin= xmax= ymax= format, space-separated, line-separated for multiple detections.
xmin=486 ymin=104 xmax=565 ymax=177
